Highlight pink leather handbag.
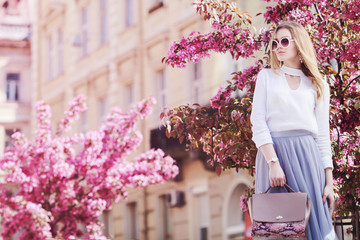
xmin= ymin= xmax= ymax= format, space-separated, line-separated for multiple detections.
xmin=248 ymin=184 xmax=311 ymax=239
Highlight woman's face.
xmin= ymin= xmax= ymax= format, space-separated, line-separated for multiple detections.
xmin=273 ymin=28 xmax=298 ymax=64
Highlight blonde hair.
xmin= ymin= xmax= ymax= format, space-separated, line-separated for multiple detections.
xmin=269 ymin=21 xmax=324 ymax=100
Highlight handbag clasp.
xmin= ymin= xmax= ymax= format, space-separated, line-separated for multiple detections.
xmin=276 ymin=216 xmax=283 ymax=220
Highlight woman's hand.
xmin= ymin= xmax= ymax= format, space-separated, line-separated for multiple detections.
xmin=258 ymin=144 xmax=286 ymax=187
xmin=268 ymin=162 xmax=286 ymax=187
xmin=322 ymin=185 xmax=335 ymax=210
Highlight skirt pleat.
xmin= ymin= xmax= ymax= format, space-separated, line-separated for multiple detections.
xmin=254 ymin=130 xmax=338 ymax=240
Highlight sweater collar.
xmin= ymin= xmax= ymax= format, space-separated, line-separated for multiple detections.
xmin=281 ymin=65 xmax=305 ymax=77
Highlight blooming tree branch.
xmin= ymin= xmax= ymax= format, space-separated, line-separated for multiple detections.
xmin=0 ymin=96 xmax=179 ymax=239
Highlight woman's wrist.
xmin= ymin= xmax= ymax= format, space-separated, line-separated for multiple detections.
xmin=325 ymin=183 xmax=334 ymax=188
xmin=268 ymin=161 xmax=280 ymax=169
xmin=324 ymin=168 xmax=334 ymax=188
xmin=266 ymin=156 xmax=279 ymax=165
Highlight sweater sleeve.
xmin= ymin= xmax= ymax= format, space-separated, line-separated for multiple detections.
xmin=250 ymin=69 xmax=273 ymax=148
xmin=314 ymin=81 xmax=333 ymax=169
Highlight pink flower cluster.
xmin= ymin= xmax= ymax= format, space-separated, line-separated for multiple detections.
xmin=0 ymin=195 xmax=53 ymax=239
xmin=57 ymin=95 xmax=87 ymax=134
xmin=239 ymin=195 xmax=248 ymax=212
xmin=164 ymin=19 xmax=263 ymax=68
xmin=210 ymin=86 xmax=232 ymax=109
xmin=0 ymin=96 xmax=178 ymax=239
xmin=233 ymin=62 xmax=263 ymax=91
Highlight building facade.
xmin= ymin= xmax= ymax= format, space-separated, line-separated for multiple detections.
xmin=0 ymin=0 xmax=31 ymax=153
xmin=32 ymin=0 xmax=268 ymax=239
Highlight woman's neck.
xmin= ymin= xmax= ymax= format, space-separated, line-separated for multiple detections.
xmin=283 ymin=60 xmax=301 ymax=69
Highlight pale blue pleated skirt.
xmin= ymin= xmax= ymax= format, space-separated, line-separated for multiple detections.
xmin=255 ymin=130 xmax=338 ymax=240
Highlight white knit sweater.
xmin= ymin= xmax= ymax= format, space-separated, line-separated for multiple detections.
xmin=250 ymin=66 xmax=333 ymax=169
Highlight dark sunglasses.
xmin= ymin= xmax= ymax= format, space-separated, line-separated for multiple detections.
xmin=272 ymin=37 xmax=294 ymax=51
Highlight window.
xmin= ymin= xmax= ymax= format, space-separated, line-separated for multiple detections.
xmin=5 ymin=129 xmax=19 ymax=148
xmin=125 ymin=202 xmax=138 ymax=240
xmin=159 ymin=195 xmax=172 ymax=240
xmin=100 ymin=0 xmax=108 ymax=44
xmin=2 ymin=0 xmax=20 ymax=15
xmin=6 ymin=73 xmax=20 ymax=101
xmin=81 ymin=6 xmax=88 ymax=57
xmin=47 ymin=29 xmax=63 ymax=79
xmin=226 ymin=184 xmax=246 ymax=239
xmin=230 ymin=56 xmax=246 ymax=98
xmin=194 ymin=61 xmax=202 ymax=81
xmin=157 ymin=70 xmax=166 ymax=109
xmin=79 ymin=111 xmax=87 ymax=133
xmin=101 ymin=210 xmax=113 ymax=238
xmin=124 ymin=83 xmax=134 ymax=109
xmin=97 ymin=98 xmax=107 ymax=126
xmin=192 ymin=61 xmax=202 ymax=103
xmin=196 ymin=194 xmax=209 ymax=240
xmin=125 ymin=0 xmax=134 ymax=27
xmin=47 ymin=34 xmax=54 ymax=80
xmin=58 ymin=28 xmax=64 ymax=75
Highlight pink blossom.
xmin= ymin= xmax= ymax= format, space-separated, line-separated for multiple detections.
xmin=239 ymin=195 xmax=248 ymax=212
xmin=0 ymin=96 xmax=178 ymax=239
xmin=210 ymin=86 xmax=232 ymax=109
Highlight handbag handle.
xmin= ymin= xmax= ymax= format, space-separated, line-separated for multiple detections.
xmin=264 ymin=183 xmax=296 ymax=193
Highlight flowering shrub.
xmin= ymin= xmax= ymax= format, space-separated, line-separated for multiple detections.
xmin=0 ymin=95 xmax=179 ymax=239
xmin=162 ymin=0 xmax=359 ymax=237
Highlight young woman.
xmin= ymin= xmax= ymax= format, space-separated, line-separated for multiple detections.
xmin=250 ymin=21 xmax=338 ymax=239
